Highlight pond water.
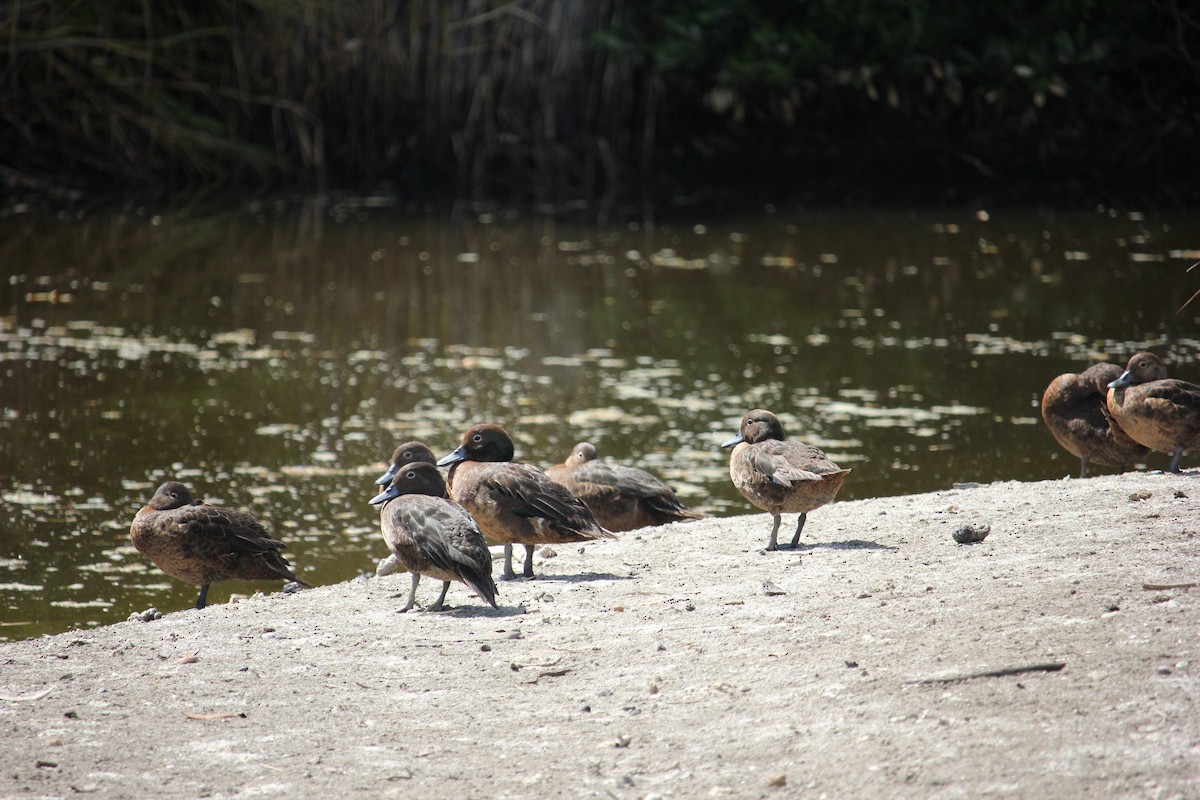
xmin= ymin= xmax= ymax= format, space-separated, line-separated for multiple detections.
xmin=2 ymin=200 xmax=1197 ymax=639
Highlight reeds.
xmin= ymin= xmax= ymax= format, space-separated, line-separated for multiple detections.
xmin=1 ymin=0 xmax=646 ymax=201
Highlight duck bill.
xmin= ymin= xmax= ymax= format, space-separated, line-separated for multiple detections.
xmin=436 ymin=445 xmax=468 ymax=467
xmin=368 ymin=484 xmax=399 ymax=505
xmin=721 ymin=433 xmax=745 ymax=449
xmin=1108 ymin=371 xmax=1134 ymax=389
xmin=374 ymin=463 xmax=399 ymax=486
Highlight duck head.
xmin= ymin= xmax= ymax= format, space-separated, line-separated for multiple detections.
xmin=722 ymin=409 xmax=786 ymax=448
xmin=146 ymin=481 xmax=196 ymax=511
xmin=375 ymin=441 xmax=438 ymax=485
xmin=369 ymin=461 xmax=449 ymax=505
xmin=569 ymin=442 xmax=599 ymax=464
xmin=437 ymin=423 xmax=516 ymax=466
xmin=1109 ymin=352 xmax=1168 ymax=389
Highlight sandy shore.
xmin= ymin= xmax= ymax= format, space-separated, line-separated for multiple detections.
xmin=2 ymin=472 xmax=1197 ymax=799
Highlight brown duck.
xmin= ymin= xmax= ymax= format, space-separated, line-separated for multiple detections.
xmin=1106 ymin=351 xmax=1200 ymax=473
xmin=130 ymin=481 xmax=309 ymax=609
xmin=375 ymin=441 xmax=439 ymax=486
xmin=1041 ymin=362 xmax=1148 ymax=477
xmin=722 ymin=409 xmax=850 ymax=551
xmin=369 ymin=461 xmax=498 ymax=612
xmin=436 ymin=424 xmax=615 ymax=580
xmin=545 ymin=442 xmax=706 ymax=532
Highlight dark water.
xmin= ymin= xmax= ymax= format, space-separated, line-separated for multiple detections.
xmin=2 ymin=200 xmax=1197 ymax=639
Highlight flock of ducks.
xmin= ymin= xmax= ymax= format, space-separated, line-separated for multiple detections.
xmin=129 ymin=409 xmax=848 ymax=612
xmin=129 ymin=348 xmax=1200 ymax=614
xmin=1041 ymin=351 xmax=1200 ymax=477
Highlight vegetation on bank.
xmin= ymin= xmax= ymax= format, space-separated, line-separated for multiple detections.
xmin=3 ymin=0 xmax=1198 ymax=204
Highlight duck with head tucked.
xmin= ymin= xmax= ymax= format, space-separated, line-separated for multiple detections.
xmin=369 ymin=461 xmax=498 ymax=612
xmin=375 ymin=441 xmax=439 ymax=486
xmin=1106 ymin=351 xmax=1200 ymax=473
xmin=130 ymin=481 xmax=310 ymax=609
xmin=1041 ymin=362 xmax=1148 ymax=477
xmin=722 ymin=409 xmax=851 ymax=551
xmin=437 ymin=424 xmax=616 ymax=580
xmin=545 ymin=441 xmax=707 ymax=532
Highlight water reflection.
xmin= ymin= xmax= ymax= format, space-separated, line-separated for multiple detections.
xmin=1 ymin=201 xmax=1197 ymax=638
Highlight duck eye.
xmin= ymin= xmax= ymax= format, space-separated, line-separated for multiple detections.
xmin=472 ymin=434 xmax=483 ymax=443
xmin=405 ymin=470 xmax=416 ymax=479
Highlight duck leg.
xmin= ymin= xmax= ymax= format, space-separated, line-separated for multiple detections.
xmin=195 ymin=584 xmax=210 ymax=609
xmin=400 ymin=572 xmax=420 ymax=612
xmin=522 ymin=544 xmax=537 ymax=579
xmin=1168 ymin=446 xmax=1185 ymax=473
xmin=1079 ymin=456 xmax=1089 ymax=479
xmin=766 ymin=513 xmax=782 ymax=551
xmin=500 ymin=544 xmax=518 ymax=581
xmin=427 ymin=580 xmax=452 ymax=611
xmin=786 ymin=512 xmax=809 ymax=549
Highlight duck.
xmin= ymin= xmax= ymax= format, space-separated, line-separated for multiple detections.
xmin=375 ymin=441 xmax=439 ymax=486
xmin=130 ymin=481 xmax=310 ymax=609
xmin=1041 ymin=362 xmax=1148 ymax=477
xmin=436 ymin=424 xmax=615 ymax=580
xmin=544 ymin=441 xmax=707 ymax=532
xmin=722 ymin=409 xmax=851 ymax=551
xmin=1106 ymin=351 xmax=1200 ymax=473
xmin=369 ymin=461 xmax=498 ymax=612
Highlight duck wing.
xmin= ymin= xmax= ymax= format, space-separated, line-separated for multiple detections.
xmin=175 ymin=504 xmax=305 ymax=584
xmin=748 ymin=442 xmax=834 ymax=487
xmin=393 ymin=498 xmax=489 ymax=576
xmin=484 ymin=465 xmax=605 ymax=532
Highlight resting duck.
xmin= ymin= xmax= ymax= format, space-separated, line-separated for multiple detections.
xmin=130 ymin=481 xmax=309 ymax=609
xmin=436 ymin=424 xmax=615 ymax=580
xmin=545 ymin=442 xmax=706 ymax=532
xmin=1106 ymin=351 xmax=1200 ymax=473
xmin=722 ymin=409 xmax=850 ymax=551
xmin=375 ymin=441 xmax=439 ymax=486
xmin=369 ymin=461 xmax=498 ymax=612
xmin=1041 ymin=362 xmax=1148 ymax=477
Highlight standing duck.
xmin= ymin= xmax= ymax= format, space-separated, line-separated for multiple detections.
xmin=722 ymin=409 xmax=851 ymax=551
xmin=369 ymin=461 xmax=498 ymax=612
xmin=1106 ymin=352 xmax=1200 ymax=473
xmin=436 ymin=424 xmax=615 ymax=580
xmin=130 ymin=481 xmax=309 ymax=609
xmin=545 ymin=441 xmax=706 ymax=532
xmin=375 ymin=441 xmax=439 ymax=486
xmin=1041 ymin=362 xmax=1148 ymax=477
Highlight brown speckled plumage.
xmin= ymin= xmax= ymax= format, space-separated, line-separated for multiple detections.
xmin=370 ymin=461 xmax=497 ymax=612
xmin=1041 ymin=362 xmax=1148 ymax=477
xmin=545 ymin=442 xmax=706 ymax=532
xmin=1106 ymin=352 xmax=1200 ymax=473
xmin=437 ymin=424 xmax=615 ymax=580
xmin=722 ymin=409 xmax=850 ymax=551
xmin=130 ymin=481 xmax=308 ymax=609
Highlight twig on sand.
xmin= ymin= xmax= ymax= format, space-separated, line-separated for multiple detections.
xmin=910 ymin=661 xmax=1066 ymax=684
xmin=1142 ymin=582 xmax=1197 ymax=591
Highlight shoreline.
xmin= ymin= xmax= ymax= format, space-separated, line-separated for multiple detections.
xmin=3 ymin=472 xmax=1197 ymax=798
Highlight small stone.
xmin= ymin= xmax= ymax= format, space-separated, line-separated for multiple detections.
xmin=614 ymin=734 xmax=632 ymax=748
xmin=952 ymin=524 xmax=990 ymax=544
xmin=1157 ymin=665 xmax=1173 ymax=676
xmin=1129 ymin=491 xmax=1152 ymax=502
xmin=480 ymin=644 xmax=491 ymax=652
xmin=762 ymin=580 xmax=787 ymax=596
xmin=128 ymin=608 xmax=161 ymax=623
xmin=540 ymin=547 xmax=557 ymax=559
xmin=768 ymin=772 xmax=787 ymax=787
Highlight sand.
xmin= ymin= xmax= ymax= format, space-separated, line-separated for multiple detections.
xmin=2 ymin=472 xmax=1197 ymax=799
